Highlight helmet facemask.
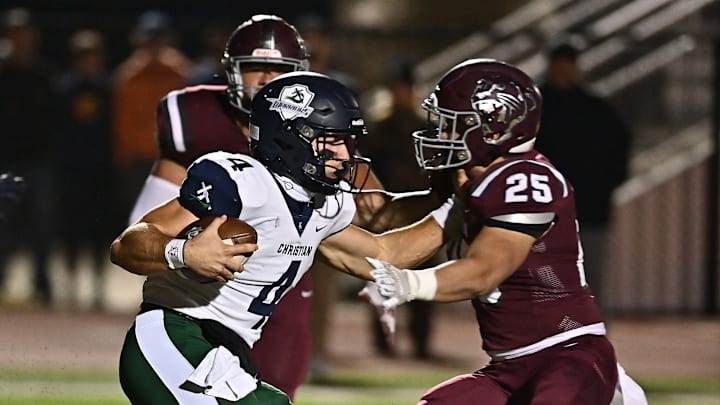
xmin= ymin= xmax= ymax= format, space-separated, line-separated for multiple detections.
xmin=413 ymin=95 xmax=484 ymax=170
xmin=293 ymin=122 xmax=370 ymax=194
xmin=224 ymin=57 xmax=308 ymax=114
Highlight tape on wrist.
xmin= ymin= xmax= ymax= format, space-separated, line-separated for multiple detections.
xmin=164 ymin=238 xmax=187 ymax=270
xmin=406 ymin=268 xmax=438 ymax=301
xmin=430 ymin=197 xmax=455 ymax=229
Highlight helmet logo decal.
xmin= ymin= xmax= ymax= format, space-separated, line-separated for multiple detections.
xmin=472 ymin=80 xmax=524 ymax=126
xmin=268 ymin=84 xmax=315 ymax=120
xmin=472 ymin=79 xmax=534 ymax=139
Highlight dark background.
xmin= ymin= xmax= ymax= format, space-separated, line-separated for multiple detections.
xmin=3 ymin=0 xmax=332 ymax=71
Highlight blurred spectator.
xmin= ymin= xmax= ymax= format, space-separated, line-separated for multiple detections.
xmin=365 ymin=56 xmax=426 ymax=191
xmin=0 ymin=172 xmax=25 ymax=223
xmin=187 ymin=24 xmax=232 ymax=85
xmin=0 ymin=7 xmax=60 ymax=305
xmin=364 ymin=56 xmax=452 ymax=359
xmin=535 ymin=35 xmax=632 ymax=309
xmin=111 ymin=10 xmax=192 ymax=223
xmin=56 ymin=29 xmax=114 ymax=310
xmin=295 ymin=13 xmax=360 ymax=96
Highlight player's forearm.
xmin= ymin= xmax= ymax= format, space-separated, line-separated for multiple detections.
xmin=430 ymin=258 xmax=504 ymax=302
xmin=110 ymin=223 xmax=175 ymax=275
xmin=419 ymin=231 xmax=533 ymax=302
xmin=374 ymin=215 xmax=444 ymax=269
xmin=319 ymin=215 xmax=444 ymax=280
xmin=320 ymin=252 xmax=375 ymax=281
xmin=317 ymin=228 xmax=377 ymax=281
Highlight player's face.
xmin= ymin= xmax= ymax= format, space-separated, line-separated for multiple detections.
xmin=313 ymin=136 xmax=350 ymax=179
xmin=240 ymin=63 xmax=294 ymax=100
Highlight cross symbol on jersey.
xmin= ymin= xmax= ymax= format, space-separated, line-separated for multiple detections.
xmin=195 ymin=181 xmax=213 ymax=210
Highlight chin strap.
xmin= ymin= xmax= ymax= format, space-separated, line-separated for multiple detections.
xmin=358 ymin=188 xmax=433 ymax=200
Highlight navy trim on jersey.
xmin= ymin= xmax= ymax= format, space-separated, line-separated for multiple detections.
xmin=271 ymin=177 xmax=314 ymax=235
xmin=178 ymin=159 xmax=242 ymax=218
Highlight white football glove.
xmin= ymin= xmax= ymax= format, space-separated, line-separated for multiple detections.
xmin=365 ymin=257 xmax=413 ymax=309
xmin=358 ymin=281 xmax=397 ymax=343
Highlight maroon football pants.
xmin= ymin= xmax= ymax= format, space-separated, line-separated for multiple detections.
xmin=419 ymin=334 xmax=618 ymax=405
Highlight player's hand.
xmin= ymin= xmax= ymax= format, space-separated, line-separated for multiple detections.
xmin=183 ymin=216 xmax=256 ymax=282
xmin=365 ymin=257 xmax=413 ymax=308
xmin=358 ymin=281 xmax=397 ymax=343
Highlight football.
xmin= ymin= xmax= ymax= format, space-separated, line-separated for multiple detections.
xmin=176 ymin=216 xmax=257 ymax=283
xmin=180 ymin=216 xmax=258 ymax=247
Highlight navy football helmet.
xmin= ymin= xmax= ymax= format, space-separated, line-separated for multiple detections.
xmin=223 ymin=15 xmax=309 ymax=113
xmin=413 ymin=58 xmax=542 ymax=169
xmin=249 ymin=72 xmax=370 ymax=195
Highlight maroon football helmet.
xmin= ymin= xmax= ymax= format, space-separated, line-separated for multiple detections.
xmin=223 ymin=14 xmax=309 ymax=113
xmin=413 ymin=58 xmax=542 ymax=169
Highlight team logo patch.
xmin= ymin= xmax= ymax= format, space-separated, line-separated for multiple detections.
xmin=268 ymin=84 xmax=315 ymax=121
xmin=191 ymin=181 xmax=213 ymax=211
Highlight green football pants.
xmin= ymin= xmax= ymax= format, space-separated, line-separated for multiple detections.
xmin=119 ymin=308 xmax=291 ymax=405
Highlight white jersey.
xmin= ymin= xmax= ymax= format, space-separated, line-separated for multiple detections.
xmin=142 ymin=151 xmax=356 ymax=346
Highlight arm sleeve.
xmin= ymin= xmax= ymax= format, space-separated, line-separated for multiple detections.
xmin=128 ymin=175 xmax=181 ymax=225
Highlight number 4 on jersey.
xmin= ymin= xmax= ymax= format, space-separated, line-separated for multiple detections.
xmin=228 ymin=158 xmax=252 ymax=172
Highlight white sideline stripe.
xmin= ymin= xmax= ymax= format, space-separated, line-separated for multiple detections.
xmin=167 ymin=91 xmax=187 ymax=153
xmin=135 ymin=310 xmax=217 ymax=404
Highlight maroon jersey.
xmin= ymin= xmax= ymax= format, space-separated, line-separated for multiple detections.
xmin=463 ymin=151 xmax=603 ymax=354
xmin=155 ymin=85 xmax=250 ymax=168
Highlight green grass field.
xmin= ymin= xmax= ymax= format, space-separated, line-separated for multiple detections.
xmin=0 ymin=366 xmax=718 ymax=405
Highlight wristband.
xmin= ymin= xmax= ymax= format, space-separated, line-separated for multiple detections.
xmin=430 ymin=197 xmax=455 ymax=229
xmin=164 ymin=238 xmax=187 ymax=270
xmin=406 ymin=268 xmax=438 ymax=301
